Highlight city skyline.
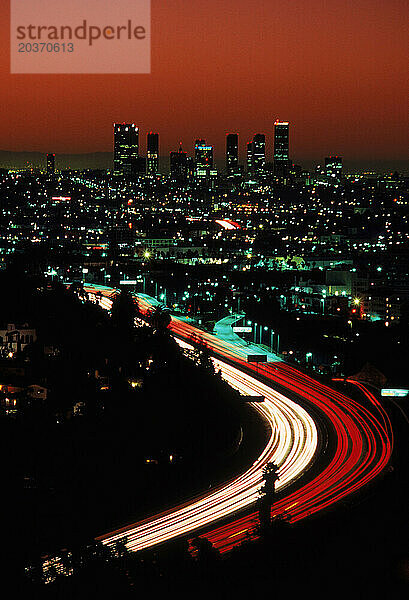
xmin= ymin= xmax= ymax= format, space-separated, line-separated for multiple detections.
xmin=1 ymin=117 xmax=408 ymax=174
xmin=3 ymin=0 xmax=409 ymax=596
xmin=0 ymin=0 xmax=408 ymax=164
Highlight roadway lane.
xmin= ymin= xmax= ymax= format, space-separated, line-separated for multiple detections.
xmin=213 ymin=314 xmax=282 ymax=362
xmin=81 ymin=284 xmax=393 ymax=553
xmin=81 ymin=286 xmax=319 ymax=551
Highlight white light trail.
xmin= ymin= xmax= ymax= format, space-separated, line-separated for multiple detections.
xmin=83 ymin=285 xmax=318 ymax=552
xmin=97 ymin=358 xmax=318 ymax=552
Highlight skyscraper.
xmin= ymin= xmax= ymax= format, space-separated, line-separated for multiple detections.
xmin=46 ymin=153 xmax=55 ymax=175
xmin=246 ymin=141 xmax=253 ymax=174
xmin=325 ymin=156 xmax=343 ymax=180
xmin=147 ymin=132 xmax=159 ymax=175
xmin=273 ymin=120 xmax=290 ymax=176
xmin=194 ymin=139 xmax=206 ymax=166
xmin=252 ymin=133 xmax=266 ymax=176
xmin=195 ymin=143 xmax=214 ymax=180
xmin=226 ymin=133 xmax=239 ymax=177
xmin=113 ymin=123 xmax=139 ymax=175
xmin=170 ymin=145 xmax=188 ymax=181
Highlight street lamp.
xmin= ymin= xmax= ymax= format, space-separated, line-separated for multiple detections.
xmin=270 ymin=330 xmax=280 ymax=354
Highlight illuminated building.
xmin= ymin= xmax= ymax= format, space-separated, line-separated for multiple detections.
xmin=147 ymin=132 xmax=159 ymax=175
xmin=186 ymin=156 xmax=195 ymax=181
xmin=46 ymin=153 xmax=55 ymax=175
xmin=194 ymin=138 xmax=206 ymax=174
xmin=325 ymin=156 xmax=343 ymax=180
xmin=195 ymin=143 xmax=214 ymax=180
xmin=113 ymin=123 xmax=139 ymax=175
xmin=252 ymin=133 xmax=266 ymax=176
xmin=226 ymin=133 xmax=239 ymax=177
xmin=170 ymin=145 xmax=188 ymax=181
xmin=274 ymin=120 xmax=290 ymax=176
xmin=246 ymin=141 xmax=253 ymax=174
xmin=194 ymin=139 xmax=206 ymax=154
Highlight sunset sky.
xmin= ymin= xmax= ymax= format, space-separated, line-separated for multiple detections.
xmin=1 ymin=0 xmax=408 ymax=166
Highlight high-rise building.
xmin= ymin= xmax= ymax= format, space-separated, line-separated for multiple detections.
xmin=170 ymin=145 xmax=188 ymax=181
xmin=252 ymin=133 xmax=266 ymax=176
xmin=226 ymin=133 xmax=239 ymax=177
xmin=194 ymin=139 xmax=206 ymax=170
xmin=195 ymin=143 xmax=214 ymax=180
xmin=147 ymin=132 xmax=159 ymax=175
xmin=325 ymin=156 xmax=343 ymax=180
xmin=194 ymin=139 xmax=206 ymax=154
xmin=46 ymin=153 xmax=55 ymax=175
xmin=113 ymin=123 xmax=139 ymax=175
xmin=186 ymin=156 xmax=195 ymax=181
xmin=246 ymin=141 xmax=253 ymax=174
xmin=273 ymin=120 xmax=290 ymax=176
xmin=134 ymin=156 xmax=146 ymax=175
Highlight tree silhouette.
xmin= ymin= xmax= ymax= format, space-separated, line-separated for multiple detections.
xmin=190 ymin=334 xmax=214 ymax=373
xmin=257 ymin=462 xmax=280 ymax=533
xmin=150 ymin=306 xmax=171 ymax=332
xmin=191 ymin=536 xmax=221 ymax=566
xmin=111 ymin=290 xmax=136 ymax=339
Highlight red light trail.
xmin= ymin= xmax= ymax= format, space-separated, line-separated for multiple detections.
xmin=81 ymin=285 xmax=393 ymax=554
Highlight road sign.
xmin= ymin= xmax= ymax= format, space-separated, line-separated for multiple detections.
xmin=233 ymin=326 xmax=252 ymax=333
xmin=381 ymin=388 xmax=409 ymax=398
xmin=247 ymin=354 xmax=267 ymax=363
xmin=119 ymin=280 xmax=138 ymax=285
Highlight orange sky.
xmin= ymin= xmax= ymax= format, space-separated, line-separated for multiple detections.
xmin=1 ymin=0 xmax=408 ymax=165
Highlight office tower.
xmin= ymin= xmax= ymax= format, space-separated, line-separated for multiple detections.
xmin=46 ymin=153 xmax=55 ymax=175
xmin=170 ymin=145 xmax=188 ymax=181
xmin=226 ymin=133 xmax=239 ymax=177
xmin=246 ymin=141 xmax=253 ymax=174
xmin=195 ymin=143 xmax=214 ymax=180
xmin=186 ymin=156 xmax=195 ymax=181
xmin=133 ymin=156 xmax=146 ymax=175
xmin=325 ymin=156 xmax=343 ymax=179
xmin=273 ymin=120 xmax=290 ymax=176
xmin=194 ymin=139 xmax=206 ymax=156
xmin=147 ymin=132 xmax=159 ymax=175
xmin=252 ymin=133 xmax=266 ymax=176
xmin=113 ymin=123 xmax=139 ymax=175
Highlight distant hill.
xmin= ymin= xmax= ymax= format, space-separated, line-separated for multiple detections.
xmin=0 ymin=151 xmax=174 ymax=172
xmin=0 ymin=150 xmax=407 ymax=175
xmin=0 ymin=151 xmax=113 ymax=171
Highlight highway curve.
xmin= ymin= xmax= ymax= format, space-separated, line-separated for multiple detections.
xmin=81 ymin=284 xmax=393 ymax=554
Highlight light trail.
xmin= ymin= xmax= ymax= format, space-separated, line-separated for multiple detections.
xmin=80 ymin=284 xmax=393 ymax=553
xmin=96 ymin=360 xmax=317 ymax=552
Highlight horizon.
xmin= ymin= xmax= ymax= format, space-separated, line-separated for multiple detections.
xmin=0 ymin=148 xmax=408 ymax=175
xmin=1 ymin=0 xmax=408 ymax=163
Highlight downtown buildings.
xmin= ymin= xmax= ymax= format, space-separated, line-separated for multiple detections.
xmin=147 ymin=132 xmax=159 ymax=175
xmin=113 ymin=123 xmax=139 ymax=176
xmin=111 ymin=119 xmax=296 ymax=184
xmin=273 ymin=120 xmax=290 ymax=176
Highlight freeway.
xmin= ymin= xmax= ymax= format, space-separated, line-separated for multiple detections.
xmin=80 ymin=284 xmax=393 ymax=553
xmin=213 ymin=313 xmax=282 ymax=362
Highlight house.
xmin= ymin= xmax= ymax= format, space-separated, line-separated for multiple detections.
xmin=0 ymin=324 xmax=37 ymax=354
xmin=27 ymin=384 xmax=48 ymax=401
